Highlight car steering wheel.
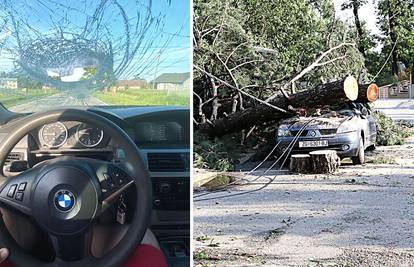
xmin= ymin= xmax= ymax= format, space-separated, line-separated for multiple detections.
xmin=0 ymin=109 xmax=152 ymax=267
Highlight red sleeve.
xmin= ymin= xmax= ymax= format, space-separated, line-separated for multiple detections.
xmin=123 ymin=244 xmax=168 ymax=267
xmin=0 ymin=244 xmax=167 ymax=267
xmin=0 ymin=260 xmax=13 ymax=267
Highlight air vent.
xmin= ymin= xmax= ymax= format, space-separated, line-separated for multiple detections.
xmin=319 ymin=129 xmax=337 ymax=136
xmin=147 ymin=153 xmax=189 ymax=172
xmin=290 ymin=130 xmax=308 ymax=137
xmin=5 ymin=152 xmax=23 ymax=166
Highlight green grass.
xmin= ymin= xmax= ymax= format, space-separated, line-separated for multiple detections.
xmin=93 ymin=88 xmax=190 ymax=106
xmin=0 ymin=88 xmax=58 ymax=108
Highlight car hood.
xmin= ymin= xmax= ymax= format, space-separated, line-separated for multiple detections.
xmin=279 ymin=116 xmax=352 ymax=130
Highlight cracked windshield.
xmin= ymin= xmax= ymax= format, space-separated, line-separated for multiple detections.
xmin=0 ymin=0 xmax=190 ymax=113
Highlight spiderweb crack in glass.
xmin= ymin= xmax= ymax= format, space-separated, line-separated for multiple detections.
xmin=19 ymin=35 xmax=113 ymax=89
xmin=0 ymin=0 xmax=175 ymax=91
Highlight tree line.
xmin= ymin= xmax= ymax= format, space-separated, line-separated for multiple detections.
xmin=193 ymin=0 xmax=414 ymax=170
xmin=194 ymin=0 xmax=414 ymax=131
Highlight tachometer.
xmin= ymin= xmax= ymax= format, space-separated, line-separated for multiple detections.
xmin=40 ymin=122 xmax=68 ymax=148
xmin=76 ymin=123 xmax=104 ymax=148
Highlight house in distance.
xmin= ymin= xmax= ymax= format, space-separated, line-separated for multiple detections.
xmin=0 ymin=78 xmax=18 ymax=89
xmin=116 ymin=79 xmax=148 ymax=89
xmin=152 ymin=72 xmax=190 ymax=90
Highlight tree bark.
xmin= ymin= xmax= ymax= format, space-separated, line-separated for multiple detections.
xmin=309 ymin=150 xmax=340 ymax=174
xmin=197 ymin=78 xmax=375 ymax=136
xmin=289 ymin=154 xmax=311 ymax=173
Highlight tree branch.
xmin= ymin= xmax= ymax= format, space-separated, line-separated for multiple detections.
xmin=266 ymin=42 xmax=356 ymax=101
xmin=194 ymin=65 xmax=288 ymax=114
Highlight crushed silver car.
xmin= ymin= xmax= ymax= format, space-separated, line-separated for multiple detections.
xmin=276 ymin=103 xmax=377 ymax=165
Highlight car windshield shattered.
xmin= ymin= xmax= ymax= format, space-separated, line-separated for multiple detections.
xmin=0 ymin=0 xmax=190 ymax=113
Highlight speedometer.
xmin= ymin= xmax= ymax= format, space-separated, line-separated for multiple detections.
xmin=40 ymin=122 xmax=68 ymax=148
xmin=76 ymin=123 xmax=104 ymax=148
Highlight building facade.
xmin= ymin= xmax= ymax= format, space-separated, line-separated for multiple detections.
xmin=0 ymin=78 xmax=18 ymax=89
xmin=379 ymin=80 xmax=413 ymax=99
xmin=153 ymin=72 xmax=190 ymax=90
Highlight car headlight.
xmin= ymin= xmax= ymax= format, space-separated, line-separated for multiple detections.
xmin=337 ymin=123 xmax=357 ymax=134
xmin=277 ymin=127 xmax=291 ymax=137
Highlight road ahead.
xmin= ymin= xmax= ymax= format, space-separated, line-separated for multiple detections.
xmin=373 ymin=99 xmax=414 ymax=123
xmin=9 ymin=90 xmax=107 ymax=113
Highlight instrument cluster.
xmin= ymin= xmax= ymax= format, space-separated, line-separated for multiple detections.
xmin=39 ymin=121 xmax=106 ymax=149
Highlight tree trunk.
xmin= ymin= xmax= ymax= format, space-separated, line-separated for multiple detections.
xmin=210 ymin=78 xmax=220 ymax=120
xmin=356 ymin=83 xmax=379 ymax=102
xmin=352 ymin=1 xmax=366 ymax=56
xmin=289 ymin=154 xmax=311 ymax=173
xmin=388 ymin=1 xmax=399 ymax=76
xmin=197 ymin=78 xmax=377 ymax=136
xmin=309 ymin=150 xmax=340 ymax=174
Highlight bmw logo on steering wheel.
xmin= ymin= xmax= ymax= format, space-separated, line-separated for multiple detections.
xmin=54 ymin=190 xmax=76 ymax=212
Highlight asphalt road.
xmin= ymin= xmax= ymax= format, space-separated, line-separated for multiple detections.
xmin=8 ymin=90 xmax=107 ymax=113
xmin=194 ymin=139 xmax=414 ymax=266
xmin=374 ymin=99 xmax=414 ymax=123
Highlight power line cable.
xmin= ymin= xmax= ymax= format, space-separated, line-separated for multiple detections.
xmin=194 ymin=118 xmax=318 ymax=202
xmin=370 ymin=37 xmax=398 ymax=83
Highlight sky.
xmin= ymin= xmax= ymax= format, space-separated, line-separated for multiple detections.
xmin=0 ymin=0 xmax=190 ymax=81
xmin=144 ymin=0 xmax=191 ymax=80
xmin=333 ymin=0 xmax=380 ymax=36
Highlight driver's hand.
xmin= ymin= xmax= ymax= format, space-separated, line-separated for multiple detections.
xmin=0 ymin=248 xmax=9 ymax=263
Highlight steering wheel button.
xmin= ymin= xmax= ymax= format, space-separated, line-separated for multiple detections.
xmin=18 ymin=182 xmax=26 ymax=191
xmin=7 ymin=184 xmax=17 ymax=198
xmin=103 ymin=173 xmax=111 ymax=180
xmin=15 ymin=192 xmax=23 ymax=201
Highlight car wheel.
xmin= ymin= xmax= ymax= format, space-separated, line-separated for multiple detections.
xmin=352 ymin=138 xmax=365 ymax=165
xmin=366 ymin=143 xmax=376 ymax=151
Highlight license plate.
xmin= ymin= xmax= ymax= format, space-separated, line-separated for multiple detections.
xmin=298 ymin=140 xmax=328 ymax=148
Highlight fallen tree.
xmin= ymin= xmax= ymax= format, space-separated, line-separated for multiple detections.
xmin=196 ymin=77 xmax=379 ymax=136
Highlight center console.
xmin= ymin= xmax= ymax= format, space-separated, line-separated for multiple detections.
xmin=152 ymin=177 xmax=190 ymax=211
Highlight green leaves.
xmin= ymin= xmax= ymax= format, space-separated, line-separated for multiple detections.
xmin=377 ymin=0 xmax=414 ymax=75
xmin=374 ymin=111 xmax=413 ymax=146
xmin=194 ymin=0 xmax=365 ymax=104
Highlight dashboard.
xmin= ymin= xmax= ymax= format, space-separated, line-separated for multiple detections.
xmin=0 ymin=106 xmax=190 ymax=228
xmin=28 ymin=107 xmax=190 ymax=152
